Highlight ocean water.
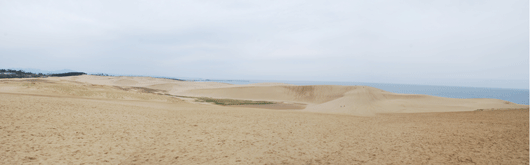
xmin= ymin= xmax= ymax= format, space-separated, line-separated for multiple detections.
xmin=191 ymin=79 xmax=529 ymax=105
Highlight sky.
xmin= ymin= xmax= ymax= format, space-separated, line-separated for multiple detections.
xmin=0 ymin=0 xmax=528 ymax=89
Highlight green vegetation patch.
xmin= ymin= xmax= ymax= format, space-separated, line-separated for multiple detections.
xmin=195 ymin=97 xmax=275 ymax=105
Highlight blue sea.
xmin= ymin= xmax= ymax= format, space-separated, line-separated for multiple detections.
xmin=190 ymin=79 xmax=529 ymax=105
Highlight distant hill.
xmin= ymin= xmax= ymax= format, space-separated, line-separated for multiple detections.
xmin=8 ymin=68 xmax=77 ymax=74
xmin=0 ymin=69 xmax=86 ymax=78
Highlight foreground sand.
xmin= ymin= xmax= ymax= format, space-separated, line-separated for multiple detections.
xmin=0 ymin=76 xmax=528 ymax=164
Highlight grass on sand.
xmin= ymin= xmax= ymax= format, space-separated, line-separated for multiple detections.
xmin=195 ymin=97 xmax=275 ymax=105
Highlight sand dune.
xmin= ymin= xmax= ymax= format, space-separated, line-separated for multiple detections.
xmin=181 ymin=85 xmax=528 ymax=115
xmin=53 ymin=76 xmax=528 ymax=116
xmin=9 ymin=75 xmax=527 ymax=116
xmin=0 ymin=76 xmax=528 ymax=164
xmin=304 ymin=86 xmax=527 ymax=115
xmin=114 ymin=79 xmax=138 ymax=86
xmin=179 ymin=85 xmax=357 ymax=104
xmin=69 ymin=75 xmax=233 ymax=94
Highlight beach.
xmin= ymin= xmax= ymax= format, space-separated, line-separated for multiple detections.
xmin=1 ymin=75 xmax=528 ymax=164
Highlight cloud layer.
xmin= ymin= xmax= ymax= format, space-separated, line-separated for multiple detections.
xmin=0 ymin=0 xmax=528 ymax=88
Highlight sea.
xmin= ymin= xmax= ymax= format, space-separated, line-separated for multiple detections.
xmin=189 ymin=79 xmax=529 ymax=105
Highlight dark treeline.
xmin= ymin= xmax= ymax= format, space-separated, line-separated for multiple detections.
xmin=0 ymin=69 xmax=184 ymax=81
xmin=50 ymin=72 xmax=86 ymax=77
xmin=0 ymin=69 xmax=86 ymax=78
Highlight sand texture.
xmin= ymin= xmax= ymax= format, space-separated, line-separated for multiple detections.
xmin=180 ymin=85 xmax=528 ymax=116
xmin=0 ymin=76 xmax=528 ymax=164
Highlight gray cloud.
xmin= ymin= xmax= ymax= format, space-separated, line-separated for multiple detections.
xmin=0 ymin=0 xmax=528 ymax=89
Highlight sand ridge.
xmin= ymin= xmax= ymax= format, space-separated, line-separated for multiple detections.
xmin=41 ymin=75 xmax=530 ymax=116
xmin=68 ymin=75 xmax=233 ymax=94
xmin=57 ymin=75 xmax=529 ymax=116
xmin=181 ymin=85 xmax=528 ymax=116
xmin=1 ymin=76 xmax=528 ymax=164
xmin=0 ymin=89 xmax=528 ymax=164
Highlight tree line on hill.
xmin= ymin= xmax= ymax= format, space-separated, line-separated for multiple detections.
xmin=0 ymin=69 xmax=185 ymax=81
xmin=0 ymin=69 xmax=87 ymax=78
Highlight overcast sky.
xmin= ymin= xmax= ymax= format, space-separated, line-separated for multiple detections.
xmin=0 ymin=0 xmax=528 ymax=89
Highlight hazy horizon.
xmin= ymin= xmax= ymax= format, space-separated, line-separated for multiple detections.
xmin=1 ymin=0 xmax=528 ymax=89
xmin=3 ymin=67 xmax=527 ymax=90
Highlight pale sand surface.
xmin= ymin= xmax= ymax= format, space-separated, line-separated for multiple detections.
xmin=179 ymin=84 xmax=528 ymax=116
xmin=0 ymin=76 xmax=528 ymax=164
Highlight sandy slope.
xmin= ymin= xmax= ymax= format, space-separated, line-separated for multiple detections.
xmin=63 ymin=75 xmax=528 ymax=115
xmin=65 ymin=75 xmax=528 ymax=116
xmin=181 ymin=85 xmax=528 ymax=116
xmin=66 ymin=75 xmax=233 ymax=94
xmin=0 ymin=76 xmax=528 ymax=164
xmin=304 ymin=86 xmax=527 ymax=115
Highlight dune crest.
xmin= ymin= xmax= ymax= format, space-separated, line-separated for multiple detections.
xmin=1 ymin=75 xmax=528 ymax=164
xmin=182 ymin=85 xmax=528 ymax=116
xmin=178 ymin=85 xmax=354 ymax=104
xmin=39 ymin=75 xmax=528 ymax=116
